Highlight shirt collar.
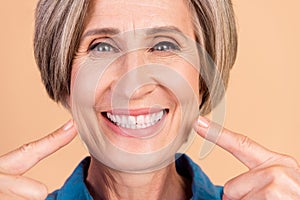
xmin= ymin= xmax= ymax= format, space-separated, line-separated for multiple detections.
xmin=48 ymin=154 xmax=223 ymax=200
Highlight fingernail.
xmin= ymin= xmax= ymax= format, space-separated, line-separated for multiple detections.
xmin=222 ymin=195 xmax=230 ymax=200
xmin=63 ymin=120 xmax=74 ymax=131
xmin=197 ymin=116 xmax=209 ymax=128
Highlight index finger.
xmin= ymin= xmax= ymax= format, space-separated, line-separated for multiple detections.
xmin=195 ymin=116 xmax=276 ymax=169
xmin=0 ymin=120 xmax=77 ymax=175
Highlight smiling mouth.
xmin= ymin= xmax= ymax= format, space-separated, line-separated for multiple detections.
xmin=102 ymin=109 xmax=168 ymax=130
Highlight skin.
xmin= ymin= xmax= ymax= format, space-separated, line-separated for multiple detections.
xmin=72 ymin=0 xmax=199 ymax=154
xmin=0 ymin=0 xmax=300 ymax=200
xmin=72 ymin=0 xmax=199 ymax=198
xmin=195 ymin=116 xmax=300 ymax=200
xmin=0 ymin=120 xmax=77 ymax=200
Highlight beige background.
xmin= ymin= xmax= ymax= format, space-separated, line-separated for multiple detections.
xmin=0 ymin=0 xmax=299 ymax=192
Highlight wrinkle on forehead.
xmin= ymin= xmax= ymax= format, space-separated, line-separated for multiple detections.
xmin=85 ymin=0 xmax=194 ymax=36
xmin=100 ymin=0 xmax=170 ymax=10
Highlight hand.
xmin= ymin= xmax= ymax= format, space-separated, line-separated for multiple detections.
xmin=0 ymin=120 xmax=77 ymax=200
xmin=194 ymin=116 xmax=300 ymax=200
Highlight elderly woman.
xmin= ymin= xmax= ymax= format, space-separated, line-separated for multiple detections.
xmin=0 ymin=0 xmax=300 ymax=199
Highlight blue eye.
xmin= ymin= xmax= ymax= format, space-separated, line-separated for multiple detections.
xmin=150 ymin=41 xmax=180 ymax=52
xmin=89 ymin=42 xmax=119 ymax=53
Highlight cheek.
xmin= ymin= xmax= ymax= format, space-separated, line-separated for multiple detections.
xmin=66 ymin=64 xmax=79 ymax=108
xmin=70 ymin=58 xmax=84 ymax=93
xmin=148 ymin=54 xmax=201 ymax=105
xmin=170 ymin=60 xmax=200 ymax=102
xmin=184 ymin=66 xmax=200 ymax=105
xmin=69 ymin=70 xmax=81 ymax=109
xmin=70 ymin=69 xmax=77 ymax=92
xmin=186 ymin=67 xmax=200 ymax=93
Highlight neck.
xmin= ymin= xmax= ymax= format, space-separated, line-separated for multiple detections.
xmin=86 ymin=156 xmax=191 ymax=200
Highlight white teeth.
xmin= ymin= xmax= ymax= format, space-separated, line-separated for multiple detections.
xmin=122 ymin=116 xmax=126 ymax=124
xmin=116 ymin=115 xmax=121 ymax=124
xmin=112 ymin=115 xmax=116 ymax=122
xmin=150 ymin=113 xmax=156 ymax=123
xmin=106 ymin=110 xmax=165 ymax=129
xmin=157 ymin=111 xmax=163 ymax=119
xmin=137 ymin=115 xmax=144 ymax=124
xmin=145 ymin=115 xmax=150 ymax=123
xmin=128 ymin=116 xmax=136 ymax=125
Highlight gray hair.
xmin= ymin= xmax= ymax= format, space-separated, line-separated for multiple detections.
xmin=34 ymin=0 xmax=237 ymax=114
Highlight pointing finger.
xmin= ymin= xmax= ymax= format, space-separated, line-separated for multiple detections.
xmin=194 ymin=116 xmax=276 ymax=169
xmin=0 ymin=173 xmax=48 ymax=200
xmin=0 ymin=120 xmax=77 ymax=175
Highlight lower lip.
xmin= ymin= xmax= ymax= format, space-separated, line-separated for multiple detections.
xmin=101 ymin=111 xmax=167 ymax=139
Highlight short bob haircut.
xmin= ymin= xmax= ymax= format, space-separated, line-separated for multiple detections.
xmin=34 ymin=0 xmax=237 ymax=115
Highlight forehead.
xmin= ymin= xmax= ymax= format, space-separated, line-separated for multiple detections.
xmin=84 ymin=0 xmax=195 ymax=37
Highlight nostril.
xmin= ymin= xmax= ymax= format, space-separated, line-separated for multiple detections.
xmin=130 ymin=84 xmax=157 ymax=100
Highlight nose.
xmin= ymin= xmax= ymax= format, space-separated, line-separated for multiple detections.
xmin=112 ymin=50 xmax=157 ymax=100
xmin=123 ymin=49 xmax=145 ymax=71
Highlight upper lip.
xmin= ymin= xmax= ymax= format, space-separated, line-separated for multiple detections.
xmin=101 ymin=108 xmax=169 ymax=116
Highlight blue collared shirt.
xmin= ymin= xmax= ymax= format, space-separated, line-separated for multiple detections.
xmin=47 ymin=154 xmax=223 ymax=200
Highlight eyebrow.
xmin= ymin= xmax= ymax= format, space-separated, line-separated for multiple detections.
xmin=82 ymin=26 xmax=186 ymax=39
xmin=145 ymin=26 xmax=185 ymax=36
xmin=82 ymin=27 xmax=120 ymax=39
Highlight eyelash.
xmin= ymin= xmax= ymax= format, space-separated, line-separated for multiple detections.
xmin=89 ymin=42 xmax=120 ymax=53
xmin=149 ymin=41 xmax=180 ymax=52
xmin=89 ymin=41 xmax=180 ymax=54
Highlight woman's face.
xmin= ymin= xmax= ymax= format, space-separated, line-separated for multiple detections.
xmin=70 ymin=0 xmax=201 ymax=171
